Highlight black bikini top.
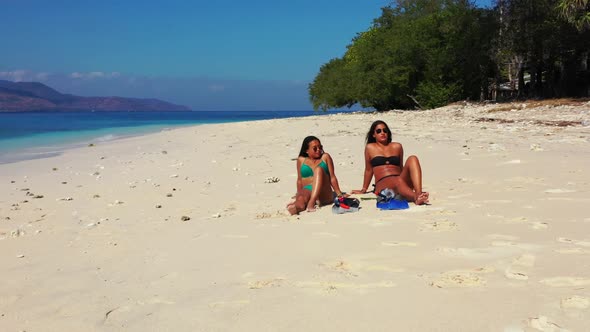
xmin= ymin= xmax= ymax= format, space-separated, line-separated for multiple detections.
xmin=370 ymin=155 xmax=400 ymax=167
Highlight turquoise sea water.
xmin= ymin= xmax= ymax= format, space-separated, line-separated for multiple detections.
xmin=0 ymin=110 xmax=343 ymax=164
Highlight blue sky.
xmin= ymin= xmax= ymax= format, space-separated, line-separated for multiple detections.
xmin=1 ymin=0 xmax=493 ymax=111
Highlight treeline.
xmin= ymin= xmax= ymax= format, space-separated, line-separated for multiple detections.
xmin=309 ymin=0 xmax=590 ymax=111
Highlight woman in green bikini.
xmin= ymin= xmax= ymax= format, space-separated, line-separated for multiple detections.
xmin=287 ymin=136 xmax=346 ymax=215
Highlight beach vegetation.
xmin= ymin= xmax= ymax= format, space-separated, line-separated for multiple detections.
xmin=558 ymin=0 xmax=590 ymax=30
xmin=309 ymin=0 xmax=590 ymax=111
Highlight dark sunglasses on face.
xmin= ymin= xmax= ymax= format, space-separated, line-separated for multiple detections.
xmin=375 ymin=128 xmax=389 ymax=134
xmin=311 ymin=145 xmax=323 ymax=152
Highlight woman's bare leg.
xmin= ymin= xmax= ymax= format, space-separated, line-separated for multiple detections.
xmin=288 ymin=191 xmax=310 ymax=215
xmin=307 ymin=168 xmax=326 ymax=211
xmin=401 ymin=155 xmax=429 ymax=204
xmin=394 ymin=180 xmax=429 ymax=205
xmin=394 ymin=180 xmax=419 ymax=203
xmin=401 ymin=155 xmax=422 ymax=193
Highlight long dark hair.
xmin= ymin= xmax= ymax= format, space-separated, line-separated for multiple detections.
xmin=298 ymin=135 xmax=320 ymax=157
xmin=365 ymin=120 xmax=392 ymax=144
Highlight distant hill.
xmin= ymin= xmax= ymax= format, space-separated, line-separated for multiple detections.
xmin=0 ymin=80 xmax=191 ymax=111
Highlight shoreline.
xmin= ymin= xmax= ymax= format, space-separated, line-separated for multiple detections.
xmin=1 ymin=102 xmax=589 ymax=331
xmin=0 ymin=124 xmax=198 ymax=165
xmin=0 ymin=110 xmax=360 ymax=164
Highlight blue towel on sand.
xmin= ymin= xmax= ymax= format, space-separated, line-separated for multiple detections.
xmin=376 ymin=188 xmax=409 ymax=210
xmin=376 ymin=198 xmax=409 ymax=210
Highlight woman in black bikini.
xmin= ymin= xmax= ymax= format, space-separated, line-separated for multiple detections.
xmin=352 ymin=120 xmax=429 ymax=205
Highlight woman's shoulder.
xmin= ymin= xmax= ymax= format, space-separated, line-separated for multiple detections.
xmin=365 ymin=142 xmax=379 ymax=150
xmin=321 ymin=152 xmax=332 ymax=161
xmin=389 ymin=141 xmax=403 ymax=148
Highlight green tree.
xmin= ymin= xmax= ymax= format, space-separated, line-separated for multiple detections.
xmin=557 ymin=0 xmax=590 ymax=30
xmin=495 ymin=0 xmax=590 ymax=97
xmin=309 ymin=0 xmax=498 ymax=110
xmin=309 ymin=58 xmax=356 ymax=111
xmin=310 ymin=0 xmax=588 ymax=111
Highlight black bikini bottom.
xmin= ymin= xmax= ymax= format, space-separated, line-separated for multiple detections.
xmin=375 ymin=174 xmax=400 ymax=185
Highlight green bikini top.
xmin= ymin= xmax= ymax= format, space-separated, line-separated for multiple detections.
xmin=301 ymin=159 xmax=329 ymax=178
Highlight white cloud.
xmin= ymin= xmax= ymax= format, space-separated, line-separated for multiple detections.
xmin=35 ymin=72 xmax=50 ymax=81
xmin=0 ymin=70 xmax=54 ymax=82
xmin=0 ymin=70 xmax=31 ymax=82
xmin=70 ymin=71 xmax=121 ymax=80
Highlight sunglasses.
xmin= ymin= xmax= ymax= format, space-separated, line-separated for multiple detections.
xmin=375 ymin=128 xmax=389 ymax=134
xmin=311 ymin=145 xmax=323 ymax=152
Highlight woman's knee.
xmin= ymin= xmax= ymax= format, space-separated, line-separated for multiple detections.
xmin=407 ymin=155 xmax=419 ymax=165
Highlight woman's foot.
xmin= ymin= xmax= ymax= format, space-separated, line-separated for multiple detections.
xmin=287 ymin=203 xmax=298 ymax=215
xmin=415 ymin=192 xmax=429 ymax=205
xmin=306 ymin=200 xmax=320 ymax=212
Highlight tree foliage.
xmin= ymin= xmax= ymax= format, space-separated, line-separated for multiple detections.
xmin=558 ymin=0 xmax=590 ymax=30
xmin=309 ymin=0 xmax=590 ymax=111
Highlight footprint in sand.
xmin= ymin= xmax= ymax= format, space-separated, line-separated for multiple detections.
xmin=544 ymin=189 xmax=576 ymax=194
xmin=557 ymin=237 xmax=590 ymax=247
xmin=488 ymin=144 xmax=506 ymax=152
xmin=504 ymin=254 xmax=536 ymax=281
xmin=539 ymin=277 xmax=590 ymax=287
xmin=256 ymin=210 xmax=289 ymax=219
xmin=437 ymin=246 xmax=519 ymax=260
xmin=420 ymin=219 xmax=457 ymax=232
xmin=247 ymin=278 xmax=287 ymax=289
xmin=555 ymin=238 xmax=590 ymax=254
xmin=560 ymin=295 xmax=590 ymax=309
xmin=491 ymin=241 xmax=538 ymax=251
xmin=320 ymin=260 xmax=359 ymax=278
xmin=530 ymin=222 xmax=549 ymax=230
xmin=433 ymin=209 xmax=457 ymax=215
xmin=506 ymin=216 xmax=529 ymax=224
xmin=504 ymin=270 xmax=529 ymax=280
xmin=429 ymin=268 xmax=491 ymax=288
xmin=295 ymin=280 xmax=395 ymax=294
xmin=527 ymin=315 xmax=569 ymax=332
xmin=557 ymin=237 xmax=575 ymax=244
xmin=554 ymin=247 xmax=590 ymax=254
xmin=301 ymin=259 xmax=403 ymax=293
xmin=512 ymin=254 xmax=536 ymax=267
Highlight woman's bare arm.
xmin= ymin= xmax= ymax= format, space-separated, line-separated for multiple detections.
xmin=324 ymin=153 xmax=345 ymax=196
xmin=296 ymin=157 xmax=303 ymax=192
xmin=352 ymin=146 xmax=373 ymax=194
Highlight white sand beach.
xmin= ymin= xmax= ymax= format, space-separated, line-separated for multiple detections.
xmin=1 ymin=101 xmax=590 ymax=331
